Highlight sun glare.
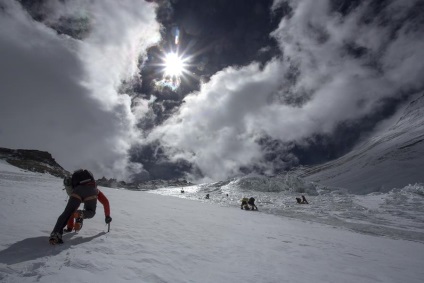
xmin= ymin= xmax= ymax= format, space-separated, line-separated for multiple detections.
xmin=164 ymin=52 xmax=186 ymax=77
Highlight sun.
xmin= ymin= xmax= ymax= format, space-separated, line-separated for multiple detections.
xmin=164 ymin=52 xmax=186 ymax=77
xmin=155 ymin=50 xmax=193 ymax=91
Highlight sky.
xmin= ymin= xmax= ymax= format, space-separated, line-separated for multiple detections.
xmin=1 ymin=0 xmax=424 ymax=182
xmin=0 ymin=161 xmax=423 ymax=282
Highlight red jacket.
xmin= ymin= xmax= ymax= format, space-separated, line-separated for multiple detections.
xmin=97 ymin=190 xmax=110 ymax=217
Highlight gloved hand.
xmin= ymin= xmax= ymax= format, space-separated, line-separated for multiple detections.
xmin=105 ymin=216 xmax=112 ymax=224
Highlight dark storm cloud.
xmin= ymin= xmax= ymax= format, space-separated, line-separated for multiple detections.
xmin=0 ymin=0 xmax=160 ymax=179
xmin=146 ymin=0 xmax=424 ymax=182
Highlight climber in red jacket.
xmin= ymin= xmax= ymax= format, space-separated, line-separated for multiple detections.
xmin=62 ymin=174 xmax=112 ymax=233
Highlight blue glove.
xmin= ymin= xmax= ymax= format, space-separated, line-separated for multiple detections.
xmin=105 ymin=216 xmax=112 ymax=224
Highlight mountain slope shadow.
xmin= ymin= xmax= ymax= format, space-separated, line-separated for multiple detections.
xmin=0 ymin=232 xmax=106 ymax=265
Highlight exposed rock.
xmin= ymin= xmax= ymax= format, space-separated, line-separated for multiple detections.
xmin=0 ymin=147 xmax=69 ymax=178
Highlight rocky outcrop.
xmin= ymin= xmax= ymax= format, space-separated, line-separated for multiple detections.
xmin=0 ymin=147 xmax=69 ymax=178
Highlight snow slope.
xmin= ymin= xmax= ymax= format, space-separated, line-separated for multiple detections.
xmin=300 ymin=93 xmax=424 ymax=193
xmin=0 ymin=161 xmax=424 ymax=283
xmin=151 ymin=175 xmax=424 ymax=243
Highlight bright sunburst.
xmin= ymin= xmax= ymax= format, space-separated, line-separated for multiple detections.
xmin=164 ymin=52 xmax=186 ymax=77
xmin=155 ymin=50 xmax=193 ymax=91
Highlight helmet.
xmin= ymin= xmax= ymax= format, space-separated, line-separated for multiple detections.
xmin=63 ymin=176 xmax=72 ymax=187
xmin=71 ymin=169 xmax=95 ymax=188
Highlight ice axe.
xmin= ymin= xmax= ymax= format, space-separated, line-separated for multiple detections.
xmin=105 ymin=216 xmax=112 ymax=232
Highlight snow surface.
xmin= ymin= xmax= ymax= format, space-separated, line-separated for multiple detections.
xmin=1 ymin=161 xmax=424 ymax=283
xmin=151 ymin=174 xmax=424 ymax=243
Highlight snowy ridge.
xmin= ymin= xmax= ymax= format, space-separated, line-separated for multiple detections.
xmin=1 ymin=161 xmax=424 ymax=282
xmin=298 ymin=93 xmax=424 ymax=193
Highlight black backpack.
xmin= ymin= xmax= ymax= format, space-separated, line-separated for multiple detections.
xmin=71 ymin=169 xmax=94 ymax=188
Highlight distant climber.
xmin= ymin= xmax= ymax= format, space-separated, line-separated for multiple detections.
xmin=181 ymin=188 xmax=185 ymax=193
xmin=248 ymin=197 xmax=258 ymax=211
xmin=296 ymin=195 xmax=309 ymax=204
xmin=206 ymin=193 xmax=210 ymax=199
xmin=241 ymin=197 xmax=250 ymax=210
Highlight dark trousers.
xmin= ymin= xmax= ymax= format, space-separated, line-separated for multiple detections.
xmin=52 ymin=185 xmax=97 ymax=234
xmin=52 ymin=198 xmax=97 ymax=234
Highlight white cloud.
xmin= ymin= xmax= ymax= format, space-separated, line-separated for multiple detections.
xmin=148 ymin=0 xmax=424 ymax=181
xmin=0 ymin=0 xmax=160 ymax=179
xmin=2 ymin=0 xmax=423 ymax=182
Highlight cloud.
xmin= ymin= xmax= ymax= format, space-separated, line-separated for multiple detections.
xmin=0 ymin=0 xmax=160 ymax=179
xmin=148 ymin=0 xmax=424 ymax=181
xmin=2 ymin=0 xmax=423 ymax=182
